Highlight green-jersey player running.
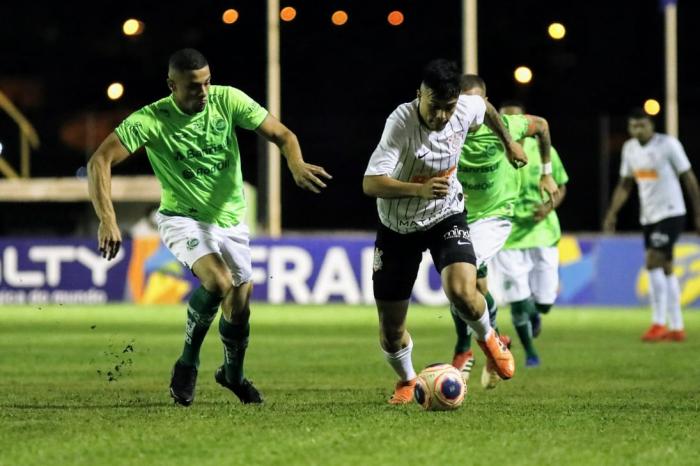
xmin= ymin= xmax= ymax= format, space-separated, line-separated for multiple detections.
xmin=87 ymin=48 xmax=331 ymax=406
xmin=491 ymin=100 xmax=569 ymax=368
xmin=449 ymin=75 xmax=559 ymax=389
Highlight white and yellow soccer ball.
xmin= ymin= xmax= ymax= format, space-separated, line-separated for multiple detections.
xmin=413 ymin=363 xmax=466 ymax=411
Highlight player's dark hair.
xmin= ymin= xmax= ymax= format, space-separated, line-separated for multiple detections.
xmin=500 ymin=100 xmax=526 ymax=112
xmin=168 ymin=48 xmax=208 ymax=71
xmin=628 ymin=107 xmax=653 ymax=121
xmin=421 ymin=59 xmax=461 ymax=100
xmin=460 ymin=74 xmax=486 ymax=94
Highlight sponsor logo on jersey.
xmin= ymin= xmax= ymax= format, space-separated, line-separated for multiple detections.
xmin=213 ymin=117 xmax=227 ymax=133
xmin=411 ymin=166 xmax=456 ymax=184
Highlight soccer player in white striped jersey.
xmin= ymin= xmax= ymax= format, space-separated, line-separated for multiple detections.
xmin=604 ymin=108 xmax=700 ymax=342
xmin=363 ymin=59 xmax=527 ymax=404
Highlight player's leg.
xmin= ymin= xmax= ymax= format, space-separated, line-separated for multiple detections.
xmin=156 ymin=214 xmax=224 ymax=406
xmin=661 ymin=216 xmax=686 ymax=341
xmin=529 ymin=246 xmax=560 ymax=338
xmin=432 ymin=215 xmax=514 ymax=380
xmin=214 ymin=222 xmax=262 ymax=402
xmin=372 ymin=225 xmax=423 ymax=404
xmin=642 ymin=220 xmax=672 ymax=342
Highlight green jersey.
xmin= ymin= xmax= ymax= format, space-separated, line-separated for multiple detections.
xmin=458 ymin=114 xmax=530 ymax=223
xmin=114 ymin=85 xmax=268 ymax=227
xmin=505 ymin=137 xmax=569 ymax=249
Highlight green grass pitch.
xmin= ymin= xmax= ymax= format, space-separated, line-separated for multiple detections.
xmin=1 ymin=305 xmax=698 ymax=465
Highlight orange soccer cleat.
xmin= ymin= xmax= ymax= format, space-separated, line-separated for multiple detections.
xmin=388 ymin=378 xmax=417 ymax=405
xmin=451 ymin=350 xmax=475 ymax=383
xmin=664 ymin=329 xmax=686 ymax=342
xmin=476 ymin=330 xmax=515 ymax=380
xmin=641 ymin=324 xmax=668 ymax=342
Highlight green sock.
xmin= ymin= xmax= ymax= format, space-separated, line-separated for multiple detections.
xmin=450 ymin=304 xmax=472 ymax=353
xmin=179 ymin=286 xmax=222 ymax=368
xmin=485 ymin=292 xmax=499 ymax=333
xmin=219 ymin=317 xmax=250 ymax=385
xmin=511 ymin=299 xmax=538 ymax=359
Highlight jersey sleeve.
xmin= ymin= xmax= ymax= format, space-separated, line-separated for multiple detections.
xmin=365 ymin=114 xmax=406 ymax=176
xmin=503 ymin=114 xmax=530 ymax=140
xmin=667 ymin=136 xmax=691 ymax=174
xmin=226 ymin=87 xmax=269 ymax=130
xmin=551 ymin=146 xmax=569 ymax=185
xmin=619 ymin=143 xmax=632 ymax=178
xmin=461 ymin=94 xmax=486 ymax=127
xmin=114 ymin=107 xmax=157 ymax=153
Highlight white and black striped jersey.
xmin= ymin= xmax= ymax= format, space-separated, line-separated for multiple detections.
xmin=365 ymin=94 xmax=486 ymax=233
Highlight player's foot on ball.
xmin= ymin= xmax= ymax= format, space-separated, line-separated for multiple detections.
xmin=170 ymin=360 xmax=197 ymax=406
xmin=525 ymin=355 xmax=541 ymax=367
xmin=480 ymin=362 xmax=501 ymax=390
xmin=531 ymin=312 xmax=542 ymax=338
xmin=451 ymin=350 xmax=475 ymax=383
xmin=388 ymin=378 xmax=417 ymax=405
xmin=664 ymin=330 xmax=686 ymax=342
xmin=477 ymin=330 xmax=515 ymax=380
xmin=214 ymin=366 xmax=263 ymax=404
xmin=641 ymin=324 xmax=668 ymax=342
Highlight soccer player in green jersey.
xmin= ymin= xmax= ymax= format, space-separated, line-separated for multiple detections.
xmin=449 ymin=76 xmax=559 ymax=388
xmin=491 ymin=100 xmax=569 ymax=367
xmin=87 ymin=48 xmax=331 ymax=406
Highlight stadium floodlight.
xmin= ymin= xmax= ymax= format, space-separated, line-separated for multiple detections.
xmin=514 ymin=66 xmax=533 ymax=84
xmin=388 ymin=11 xmax=404 ymax=26
xmin=0 ymin=141 xmax=3 ymax=155
xmin=331 ymin=10 xmax=348 ymax=26
xmin=548 ymin=22 xmax=566 ymax=40
xmin=280 ymin=6 xmax=296 ymax=22
xmin=644 ymin=99 xmax=661 ymax=116
xmin=107 ymin=82 xmax=124 ymax=100
xmin=222 ymin=9 xmax=239 ymax=24
xmin=122 ymin=19 xmax=144 ymax=36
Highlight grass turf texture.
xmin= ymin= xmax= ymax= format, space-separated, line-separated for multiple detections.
xmin=1 ymin=305 xmax=698 ymax=466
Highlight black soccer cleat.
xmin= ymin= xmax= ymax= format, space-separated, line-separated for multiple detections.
xmin=170 ymin=360 xmax=198 ymax=406
xmin=214 ymin=366 xmax=263 ymax=404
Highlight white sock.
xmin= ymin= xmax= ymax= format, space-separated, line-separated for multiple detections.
xmin=383 ymin=336 xmax=416 ymax=381
xmin=666 ymin=274 xmax=684 ymax=331
xmin=648 ymin=268 xmax=668 ymax=326
xmin=463 ymin=296 xmax=493 ymax=341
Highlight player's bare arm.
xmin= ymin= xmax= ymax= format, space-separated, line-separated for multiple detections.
xmin=483 ymin=100 xmax=527 ymax=170
xmin=523 ymin=114 xmax=560 ymax=207
xmin=534 ymin=184 xmax=567 ymax=222
xmin=363 ymin=175 xmax=448 ymax=200
xmin=255 ymin=114 xmax=332 ymax=194
xmin=603 ymin=176 xmax=635 ymax=233
xmin=679 ymin=170 xmax=700 ymax=234
xmin=87 ymin=132 xmax=133 ymax=260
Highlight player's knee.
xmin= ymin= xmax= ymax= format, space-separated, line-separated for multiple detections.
xmin=446 ymin=283 xmax=481 ymax=320
xmin=201 ymin=272 xmax=233 ymax=298
xmin=645 ymin=249 xmax=667 ymax=269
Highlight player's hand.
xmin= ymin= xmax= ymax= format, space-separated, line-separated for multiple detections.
xmin=506 ymin=141 xmax=528 ymax=169
xmin=289 ymin=160 xmax=332 ymax=194
xmin=539 ymin=174 xmax=559 ymax=208
xmin=602 ymin=213 xmax=617 ymax=234
xmin=98 ymin=220 xmax=122 ymax=260
xmin=418 ymin=177 xmax=450 ymax=200
xmin=533 ymin=204 xmax=552 ymax=223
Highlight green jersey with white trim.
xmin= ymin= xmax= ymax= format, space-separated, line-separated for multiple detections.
xmin=458 ymin=114 xmax=530 ymax=224
xmin=114 ymin=85 xmax=268 ymax=227
xmin=505 ymin=137 xmax=569 ymax=249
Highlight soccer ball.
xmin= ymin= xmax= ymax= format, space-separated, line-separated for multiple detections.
xmin=413 ymin=363 xmax=466 ymax=411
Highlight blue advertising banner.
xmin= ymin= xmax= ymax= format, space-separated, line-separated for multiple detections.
xmin=1 ymin=235 xmax=699 ymax=307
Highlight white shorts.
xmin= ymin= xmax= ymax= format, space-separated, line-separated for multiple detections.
xmin=156 ymin=213 xmax=252 ymax=286
xmin=491 ymin=247 xmax=559 ymax=304
xmin=469 ymin=217 xmax=512 ymax=270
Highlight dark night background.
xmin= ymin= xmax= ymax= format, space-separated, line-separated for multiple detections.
xmin=0 ymin=0 xmax=698 ymax=235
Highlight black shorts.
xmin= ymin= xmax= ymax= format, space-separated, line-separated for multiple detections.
xmin=642 ymin=215 xmax=685 ymax=259
xmin=372 ymin=213 xmax=477 ymax=301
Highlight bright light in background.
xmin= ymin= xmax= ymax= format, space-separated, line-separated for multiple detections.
xmin=280 ymin=6 xmax=296 ymax=22
xmin=387 ymin=11 xmax=404 ymax=26
xmin=548 ymin=22 xmax=566 ymax=40
xmin=0 ymin=141 xmax=3 ymax=155
xmin=222 ymin=9 xmax=239 ymax=24
xmin=644 ymin=99 xmax=661 ymax=116
xmin=107 ymin=82 xmax=124 ymax=100
xmin=514 ymin=66 xmax=533 ymax=84
xmin=122 ymin=19 xmax=144 ymax=36
xmin=331 ymin=10 xmax=348 ymax=26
